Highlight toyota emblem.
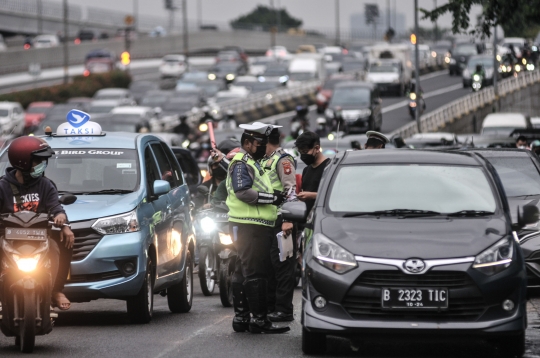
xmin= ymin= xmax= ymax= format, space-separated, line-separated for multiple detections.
xmin=404 ymin=258 xmax=426 ymax=273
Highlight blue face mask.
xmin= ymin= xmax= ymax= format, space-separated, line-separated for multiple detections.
xmin=30 ymin=161 xmax=47 ymax=178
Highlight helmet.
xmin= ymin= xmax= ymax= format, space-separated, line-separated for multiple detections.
xmin=207 ymin=154 xmax=221 ymax=175
xmin=226 ymin=109 xmax=235 ymax=119
xmin=295 ymin=105 xmax=308 ymax=117
xmin=8 ymin=136 xmax=55 ymax=171
xmin=226 ymin=147 xmax=241 ymax=160
xmin=217 ymin=138 xmax=241 ymax=155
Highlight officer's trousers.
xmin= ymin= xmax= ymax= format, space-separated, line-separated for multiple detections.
xmin=229 ymin=222 xmax=274 ymax=284
xmin=267 ymin=216 xmax=297 ymax=314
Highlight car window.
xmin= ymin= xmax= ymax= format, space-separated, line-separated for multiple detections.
xmin=485 ymin=156 xmax=540 ymax=197
xmin=173 ymin=149 xmax=200 ymax=186
xmin=161 ymin=143 xmax=184 ymax=186
xmin=145 ymin=146 xmax=161 ymax=196
xmin=151 ymin=143 xmax=176 ymax=189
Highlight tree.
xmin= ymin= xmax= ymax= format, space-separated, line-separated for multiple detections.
xmin=230 ymin=5 xmax=302 ymax=31
xmin=421 ymin=0 xmax=540 ymax=39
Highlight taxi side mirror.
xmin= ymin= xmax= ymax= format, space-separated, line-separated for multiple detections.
xmin=153 ymin=180 xmax=171 ymax=197
xmin=281 ymin=201 xmax=307 ymax=223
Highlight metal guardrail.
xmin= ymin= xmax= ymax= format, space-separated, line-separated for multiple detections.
xmin=389 ymin=71 xmax=540 ymax=139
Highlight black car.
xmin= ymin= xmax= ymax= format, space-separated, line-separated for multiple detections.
xmin=325 ymin=81 xmax=382 ymax=133
xmin=208 ymin=63 xmax=247 ymax=84
xmin=282 ymin=149 xmax=534 ymax=357
xmin=463 ymin=148 xmax=540 ymax=296
xmin=449 ymin=42 xmax=481 ymax=76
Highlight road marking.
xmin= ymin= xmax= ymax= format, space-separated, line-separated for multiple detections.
xmin=419 ymin=70 xmax=447 ymax=81
xmin=382 ymin=83 xmax=464 ymax=114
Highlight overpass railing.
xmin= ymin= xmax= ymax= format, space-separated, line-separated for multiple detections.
xmin=389 ymin=70 xmax=540 ymax=139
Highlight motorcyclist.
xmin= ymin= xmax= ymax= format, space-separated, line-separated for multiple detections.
xmin=407 ymin=80 xmax=426 ymax=110
xmin=173 ymin=115 xmax=191 ymax=138
xmin=199 ymin=106 xmax=214 ymax=125
xmin=0 ymin=136 xmax=75 ymax=311
xmin=315 ymin=117 xmax=328 ymax=137
xmin=473 ymin=63 xmax=485 ymax=79
xmin=290 ymin=105 xmax=309 ymax=139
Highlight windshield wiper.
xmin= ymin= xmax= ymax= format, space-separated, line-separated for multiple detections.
xmin=446 ymin=210 xmax=494 ymax=217
xmin=343 ymin=209 xmax=442 ymax=218
xmin=83 ymin=189 xmax=134 ymax=195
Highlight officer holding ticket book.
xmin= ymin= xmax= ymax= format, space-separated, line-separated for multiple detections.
xmin=226 ymin=122 xmax=289 ymax=334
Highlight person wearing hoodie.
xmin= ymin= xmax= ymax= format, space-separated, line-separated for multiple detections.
xmin=0 ymin=136 xmax=75 ymax=311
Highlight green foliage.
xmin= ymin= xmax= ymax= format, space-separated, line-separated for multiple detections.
xmin=0 ymin=71 xmax=131 ymax=109
xmin=230 ymin=5 xmax=302 ymax=31
xmin=421 ymin=0 xmax=540 ymax=39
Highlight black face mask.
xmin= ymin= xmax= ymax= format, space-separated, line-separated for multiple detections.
xmin=300 ymin=152 xmax=316 ymax=166
xmin=252 ymin=144 xmax=267 ymax=161
xmin=213 ymin=166 xmax=227 ymax=181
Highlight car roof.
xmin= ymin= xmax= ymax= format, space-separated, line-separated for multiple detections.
xmin=340 ymin=149 xmax=480 ymax=166
xmin=463 ymin=148 xmax=531 ymax=157
xmin=334 ymin=81 xmax=375 ymax=89
xmin=0 ymin=102 xmax=21 ymax=108
xmin=483 ymin=113 xmax=527 ymax=126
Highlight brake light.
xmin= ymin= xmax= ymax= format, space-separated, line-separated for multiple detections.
xmin=24 ymin=44 xmax=31 ymax=50
xmin=83 ymin=69 xmax=90 ymax=76
xmin=342 ymin=49 xmax=348 ymax=54
xmin=74 ymin=38 xmax=81 ymax=45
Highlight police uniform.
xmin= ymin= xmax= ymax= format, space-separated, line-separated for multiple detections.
xmin=261 ymin=143 xmax=298 ymax=322
xmin=226 ymin=123 xmax=289 ymax=334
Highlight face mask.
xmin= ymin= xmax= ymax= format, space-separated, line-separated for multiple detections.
xmin=300 ymin=152 xmax=316 ymax=166
xmin=30 ymin=161 xmax=47 ymax=178
xmin=212 ymin=166 xmax=227 ymax=181
xmin=252 ymin=144 xmax=267 ymax=161
xmin=518 ymin=146 xmax=527 ymax=149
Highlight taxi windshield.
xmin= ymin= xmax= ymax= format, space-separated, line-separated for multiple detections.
xmin=328 ymin=165 xmax=496 ymax=214
xmin=0 ymin=149 xmax=140 ymax=194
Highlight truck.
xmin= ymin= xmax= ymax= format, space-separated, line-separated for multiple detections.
xmin=287 ymin=53 xmax=326 ymax=85
xmin=365 ymin=43 xmax=413 ymax=96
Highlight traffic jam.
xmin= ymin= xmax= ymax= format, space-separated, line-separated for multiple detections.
xmin=0 ymin=1 xmax=540 ymax=357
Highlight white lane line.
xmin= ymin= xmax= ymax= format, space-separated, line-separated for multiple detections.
xmin=419 ymin=70 xmax=447 ymax=81
xmin=382 ymin=83 xmax=464 ymax=114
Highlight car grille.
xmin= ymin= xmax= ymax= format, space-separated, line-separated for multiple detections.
xmin=67 ymin=270 xmax=123 ymax=283
xmin=71 ymin=226 xmax=103 ymax=262
xmin=342 ymin=270 xmax=486 ymax=321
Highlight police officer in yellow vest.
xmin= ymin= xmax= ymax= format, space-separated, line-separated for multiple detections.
xmin=226 ymin=122 xmax=289 ymax=334
xmin=256 ymin=123 xmax=298 ymax=323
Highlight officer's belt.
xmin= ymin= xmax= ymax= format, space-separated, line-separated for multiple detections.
xmin=228 ymin=216 xmax=275 ymax=226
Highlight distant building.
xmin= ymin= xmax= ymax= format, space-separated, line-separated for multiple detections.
xmin=350 ymin=10 xmax=406 ymax=40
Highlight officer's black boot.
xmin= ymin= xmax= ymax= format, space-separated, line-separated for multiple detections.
xmin=232 ymin=282 xmax=250 ymax=332
xmin=245 ymin=279 xmax=290 ymax=334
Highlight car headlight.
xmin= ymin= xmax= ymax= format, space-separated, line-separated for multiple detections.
xmin=473 ymin=237 xmax=513 ymax=275
xmin=358 ymin=109 xmax=371 ymax=117
xmin=449 ymin=58 xmax=456 ymax=64
xmin=312 ymin=233 xmax=357 ymax=274
xmin=208 ymin=73 xmax=217 ymax=80
xmin=324 ymin=108 xmax=334 ymax=118
xmin=92 ymin=210 xmax=140 ymax=235
xmin=200 ymin=216 xmax=216 ymax=234
xmin=473 ymin=74 xmax=480 ymax=81
xmin=225 ymin=74 xmax=235 ymax=81
xmin=219 ymin=232 xmax=233 ymax=245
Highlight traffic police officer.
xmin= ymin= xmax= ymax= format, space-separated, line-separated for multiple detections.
xmin=226 ymin=122 xmax=289 ymax=334
xmin=258 ymin=123 xmax=297 ymax=322
xmin=365 ymin=131 xmax=390 ymax=149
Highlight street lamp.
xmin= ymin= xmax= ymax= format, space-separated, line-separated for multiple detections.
xmin=414 ymin=0 xmax=421 ymax=132
xmin=63 ymin=0 xmax=68 ymax=84
xmin=335 ymin=0 xmax=340 ymax=46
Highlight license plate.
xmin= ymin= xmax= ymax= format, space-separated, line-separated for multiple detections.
xmin=5 ymin=227 xmax=47 ymax=241
xmin=381 ymin=287 xmax=448 ymax=309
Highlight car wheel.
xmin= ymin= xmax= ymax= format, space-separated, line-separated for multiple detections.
xmin=198 ymin=247 xmax=216 ymax=296
xmin=302 ymin=327 xmax=326 ymax=355
xmin=167 ymin=249 xmax=193 ymax=313
xmin=497 ymin=332 xmax=525 ymax=358
xmin=127 ymin=257 xmax=154 ymax=324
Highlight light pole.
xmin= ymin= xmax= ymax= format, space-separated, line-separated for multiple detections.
xmin=197 ymin=0 xmax=202 ymax=29
xmin=335 ymin=0 xmax=340 ymax=46
xmin=37 ymin=0 xmax=43 ymax=34
xmin=414 ymin=0 xmax=421 ymax=132
xmin=133 ymin=0 xmax=138 ymax=34
xmin=63 ymin=0 xmax=68 ymax=84
xmin=387 ymin=0 xmax=390 ymax=30
xmin=493 ymin=19 xmax=498 ymax=107
xmin=183 ymin=0 xmax=189 ymax=59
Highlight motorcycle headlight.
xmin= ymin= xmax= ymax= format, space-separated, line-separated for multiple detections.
xmin=324 ymin=108 xmax=334 ymax=118
xmin=225 ymin=74 xmax=235 ymax=81
xmin=200 ymin=216 xmax=216 ymax=234
xmin=473 ymin=74 xmax=481 ymax=81
xmin=219 ymin=232 xmax=233 ymax=245
xmin=2 ymin=239 xmax=49 ymax=272
xmin=312 ymin=233 xmax=357 ymax=274
xmin=12 ymin=254 xmax=41 ymax=272
xmin=473 ymin=237 xmax=513 ymax=275
xmin=92 ymin=210 xmax=140 ymax=235
xmin=410 ymin=93 xmax=417 ymax=100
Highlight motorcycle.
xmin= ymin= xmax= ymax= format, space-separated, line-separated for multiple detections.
xmin=408 ymin=92 xmax=425 ymax=119
xmin=290 ymin=118 xmax=309 ymax=140
xmin=471 ymin=72 xmax=483 ymax=92
xmin=0 ymin=194 xmax=76 ymax=353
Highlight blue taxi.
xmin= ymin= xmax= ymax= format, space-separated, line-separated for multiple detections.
xmin=0 ymin=110 xmax=196 ymax=323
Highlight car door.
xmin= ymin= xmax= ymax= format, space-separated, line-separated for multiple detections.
xmin=149 ymin=142 xmax=187 ymax=276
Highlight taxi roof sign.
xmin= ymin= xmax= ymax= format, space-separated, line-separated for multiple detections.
xmin=54 ymin=109 xmax=104 ymax=137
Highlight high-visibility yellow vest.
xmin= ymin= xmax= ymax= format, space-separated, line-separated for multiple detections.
xmin=262 ymin=150 xmax=294 ymax=192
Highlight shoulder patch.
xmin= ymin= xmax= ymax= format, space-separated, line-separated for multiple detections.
xmin=282 ymin=160 xmax=292 ymax=175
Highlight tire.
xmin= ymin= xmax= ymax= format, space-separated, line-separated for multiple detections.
xmin=198 ymin=247 xmax=216 ymax=296
xmin=127 ymin=258 xmax=154 ymax=323
xmin=168 ymin=250 xmax=193 ymax=313
xmin=219 ymin=260 xmax=233 ymax=307
xmin=498 ymin=332 xmax=525 ymax=358
xmin=294 ymin=261 xmax=302 ymax=287
xmin=19 ymin=290 xmax=36 ymax=353
xmin=302 ymin=327 xmax=326 ymax=355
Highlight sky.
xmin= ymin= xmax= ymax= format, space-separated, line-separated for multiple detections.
xmin=56 ymin=0 xmax=482 ymax=34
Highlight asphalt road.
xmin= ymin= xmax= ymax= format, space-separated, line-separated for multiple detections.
xmin=0 ymin=277 xmax=537 ymax=357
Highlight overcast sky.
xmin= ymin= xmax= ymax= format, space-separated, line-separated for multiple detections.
xmin=57 ymin=0 xmax=482 ymax=33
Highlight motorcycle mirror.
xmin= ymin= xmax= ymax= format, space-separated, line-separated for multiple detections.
xmin=197 ymin=185 xmax=210 ymax=196
xmin=59 ymin=194 xmax=77 ymax=205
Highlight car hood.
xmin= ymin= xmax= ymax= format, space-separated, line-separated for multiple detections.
xmin=64 ymin=192 xmax=141 ymax=222
xmin=320 ymin=216 xmax=508 ymax=259
xmin=367 ymin=73 xmax=398 ymax=82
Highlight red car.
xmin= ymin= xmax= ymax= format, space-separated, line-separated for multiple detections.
xmin=24 ymin=101 xmax=54 ymax=130
xmin=316 ymin=74 xmax=356 ymax=113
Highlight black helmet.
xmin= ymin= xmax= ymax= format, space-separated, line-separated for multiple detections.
xmin=295 ymin=105 xmax=308 ymax=116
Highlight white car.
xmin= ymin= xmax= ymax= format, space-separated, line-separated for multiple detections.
xmin=159 ymin=54 xmax=187 ymax=79
xmin=265 ymin=46 xmax=291 ymax=59
xmin=0 ymin=102 xmax=25 ymax=136
xmin=33 ymin=35 xmax=60 ymax=48
xmin=93 ymin=88 xmax=135 ymax=105
xmin=481 ymin=113 xmax=530 ymax=136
